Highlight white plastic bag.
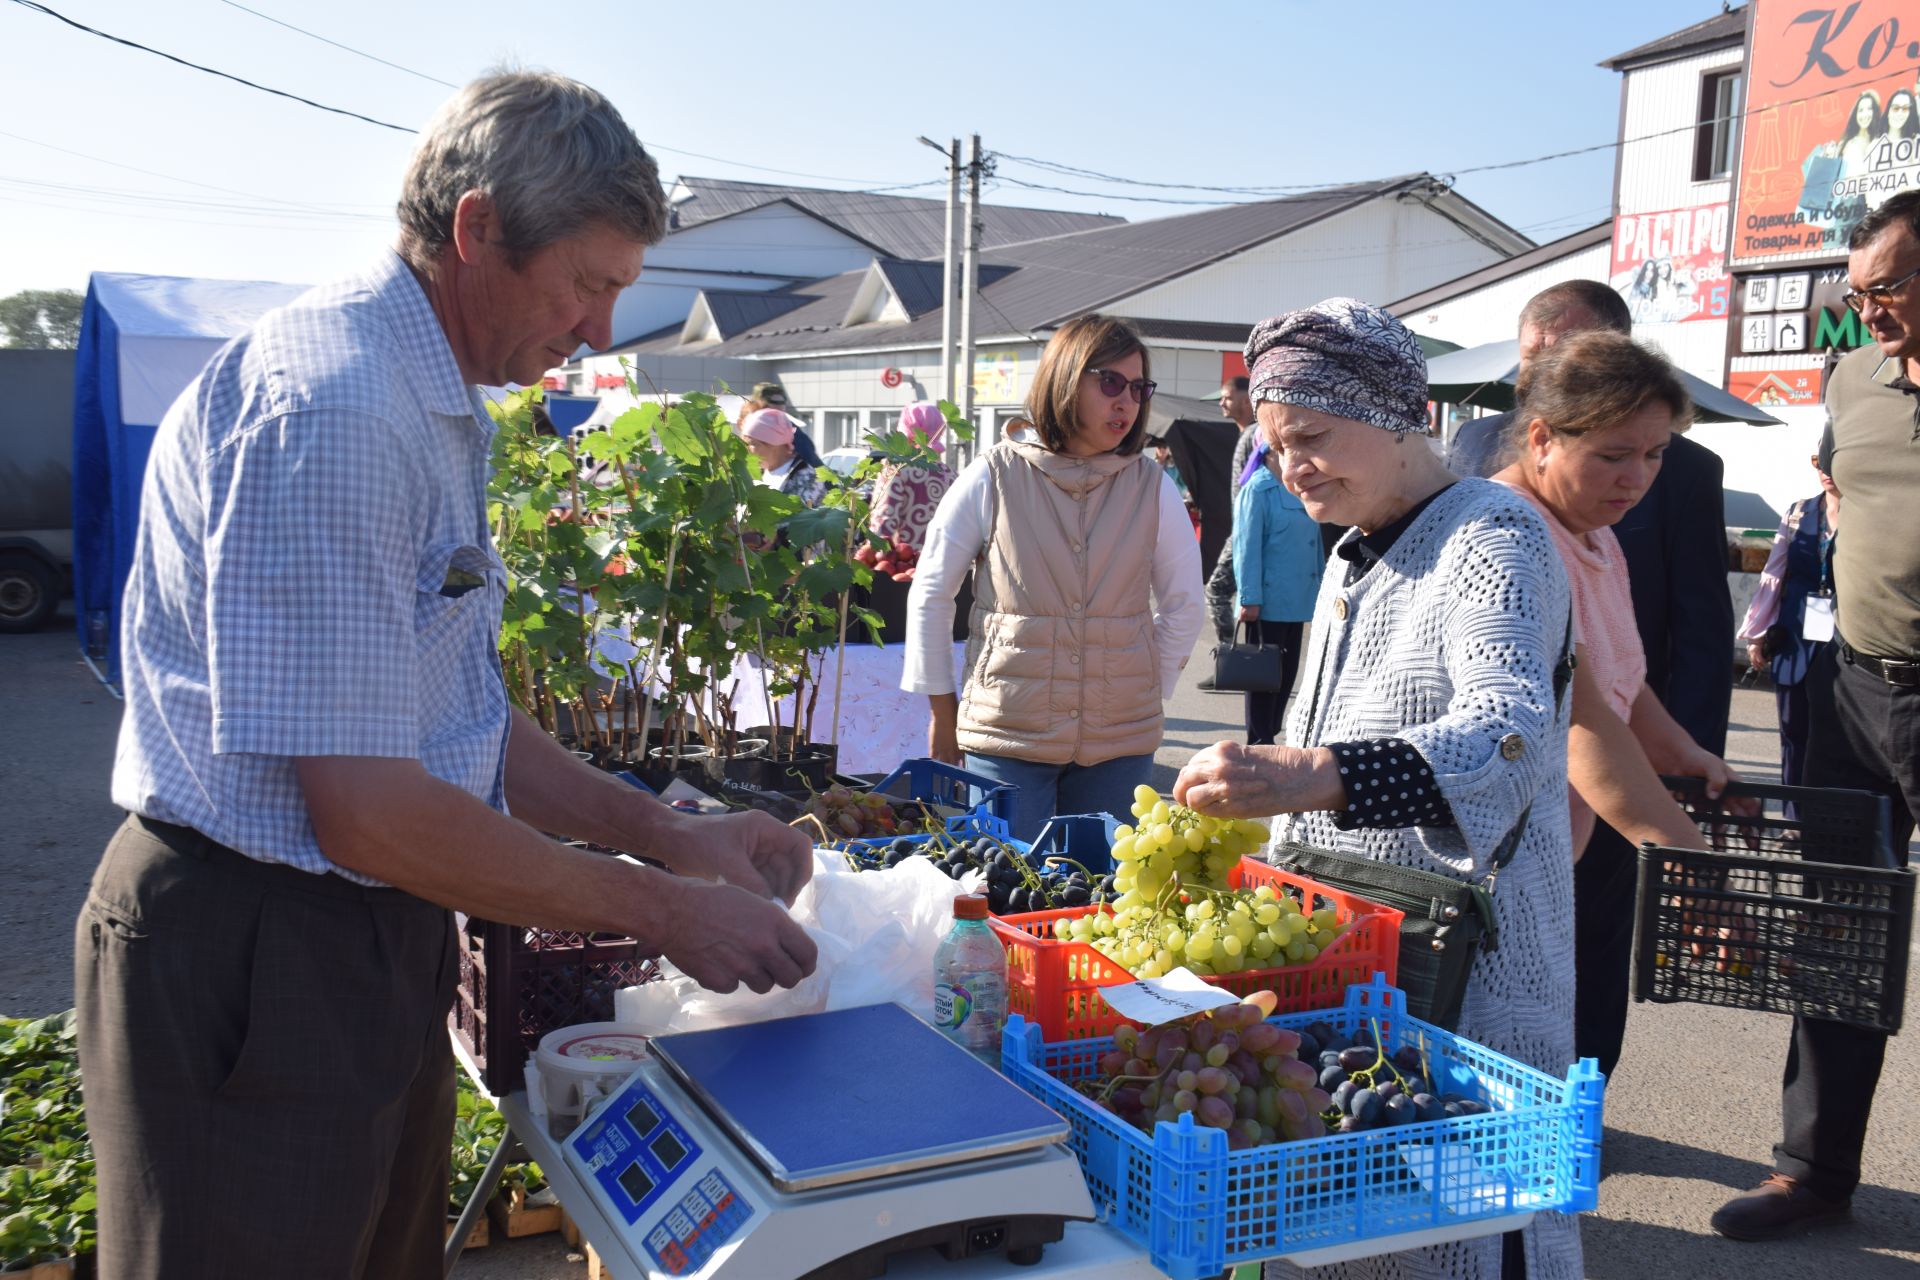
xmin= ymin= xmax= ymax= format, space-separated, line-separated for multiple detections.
xmin=614 ymin=850 xmax=981 ymax=1034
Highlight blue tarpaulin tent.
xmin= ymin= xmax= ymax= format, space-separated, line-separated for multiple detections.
xmin=71 ymin=272 xmax=308 ymax=684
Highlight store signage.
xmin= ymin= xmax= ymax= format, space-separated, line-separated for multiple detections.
xmin=1725 ymin=263 xmax=1873 ymax=357
xmin=1728 ymin=367 xmax=1825 ymax=406
xmin=972 ymin=351 xmax=1019 ymax=402
xmin=1611 ymin=203 xmax=1732 ymax=323
xmin=1730 ymin=0 xmax=1920 ymax=267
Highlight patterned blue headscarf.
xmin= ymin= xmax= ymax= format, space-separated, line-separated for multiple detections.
xmin=1243 ymin=298 xmax=1429 ymax=435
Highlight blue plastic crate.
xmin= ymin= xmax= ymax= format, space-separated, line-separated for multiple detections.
xmin=871 ymin=757 xmax=1017 ymax=825
xmin=1000 ymin=976 xmax=1602 ymax=1278
xmin=1028 ymin=812 xmax=1118 ymax=879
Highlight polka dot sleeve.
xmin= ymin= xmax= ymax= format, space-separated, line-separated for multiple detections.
xmin=1325 ymin=737 xmax=1456 ymax=831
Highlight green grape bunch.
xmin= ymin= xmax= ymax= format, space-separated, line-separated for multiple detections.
xmin=1049 ymin=786 xmax=1342 ymax=980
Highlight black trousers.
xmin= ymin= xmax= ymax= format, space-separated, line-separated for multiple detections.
xmin=1572 ymin=820 xmax=1636 ymax=1078
xmin=76 ymin=816 xmax=459 ymax=1279
xmin=1774 ymin=650 xmax=1916 ymax=1199
xmin=1242 ymin=620 xmax=1304 ymax=746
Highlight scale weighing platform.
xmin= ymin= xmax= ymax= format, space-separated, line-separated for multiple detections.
xmin=539 ymin=1002 xmax=1162 ymax=1280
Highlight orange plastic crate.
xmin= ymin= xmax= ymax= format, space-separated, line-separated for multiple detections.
xmin=988 ymin=857 xmax=1403 ymax=1041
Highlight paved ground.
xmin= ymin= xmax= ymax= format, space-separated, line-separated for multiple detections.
xmin=6 ymin=619 xmax=1915 ymax=1277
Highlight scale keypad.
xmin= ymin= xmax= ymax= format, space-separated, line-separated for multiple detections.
xmin=644 ymin=1169 xmax=752 ymax=1275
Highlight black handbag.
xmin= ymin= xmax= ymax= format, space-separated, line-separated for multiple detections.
xmin=1267 ymin=620 xmax=1576 ymax=1030
xmin=1269 ymin=821 xmax=1524 ymax=1031
xmin=1210 ymin=622 xmax=1286 ymax=693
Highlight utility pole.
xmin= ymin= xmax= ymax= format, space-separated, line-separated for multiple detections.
xmin=917 ymin=136 xmax=961 ymax=405
xmin=958 ymin=134 xmax=984 ymax=433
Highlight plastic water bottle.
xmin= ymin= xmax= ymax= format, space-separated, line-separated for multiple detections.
xmin=932 ymin=893 xmax=1007 ymax=1068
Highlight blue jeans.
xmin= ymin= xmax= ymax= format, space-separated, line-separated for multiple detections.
xmin=962 ymin=751 xmax=1154 ymax=843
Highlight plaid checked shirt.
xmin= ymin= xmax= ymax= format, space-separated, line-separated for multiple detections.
xmin=112 ymin=251 xmax=510 ymax=882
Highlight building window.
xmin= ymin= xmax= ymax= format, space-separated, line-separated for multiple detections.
xmin=1693 ymin=69 xmax=1743 ymax=181
xmin=822 ymin=410 xmax=860 ymax=453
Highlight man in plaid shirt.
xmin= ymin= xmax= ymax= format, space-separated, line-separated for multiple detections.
xmin=77 ymin=72 xmax=816 ymax=1278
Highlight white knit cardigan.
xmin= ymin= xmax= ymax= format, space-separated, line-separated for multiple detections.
xmin=1269 ymin=478 xmax=1582 ymax=1280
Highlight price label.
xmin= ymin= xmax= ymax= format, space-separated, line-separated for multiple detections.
xmin=1096 ymin=967 xmax=1242 ymax=1025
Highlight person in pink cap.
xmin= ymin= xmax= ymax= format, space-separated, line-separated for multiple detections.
xmin=740 ymin=407 xmax=828 ymax=507
xmin=867 ymin=401 xmax=956 ymax=577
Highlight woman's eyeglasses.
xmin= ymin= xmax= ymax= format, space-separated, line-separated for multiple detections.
xmin=1842 ymin=264 xmax=1920 ymax=313
xmin=1086 ymin=368 xmax=1157 ymax=403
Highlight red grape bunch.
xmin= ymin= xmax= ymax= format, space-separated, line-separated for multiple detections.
xmin=1081 ymin=991 xmax=1331 ymax=1151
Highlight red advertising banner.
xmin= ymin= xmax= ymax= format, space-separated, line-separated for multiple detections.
xmin=1732 ymin=0 xmax=1920 ymax=266
xmin=1611 ymin=203 xmax=1732 ymax=323
xmin=1727 ymin=365 xmax=1825 ymax=407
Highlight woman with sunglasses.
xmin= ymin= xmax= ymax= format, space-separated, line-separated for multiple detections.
xmin=902 ymin=313 xmax=1204 ymax=840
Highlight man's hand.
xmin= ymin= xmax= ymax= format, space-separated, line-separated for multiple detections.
xmin=659 ymin=881 xmax=818 ymax=994
xmin=661 ymin=807 xmax=814 ymax=904
xmin=1174 ymin=742 xmax=1345 ymax=819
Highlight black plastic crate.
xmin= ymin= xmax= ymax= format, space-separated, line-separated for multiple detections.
xmin=1633 ymin=778 xmax=1913 ymax=1032
xmin=451 ymin=917 xmax=659 ymax=1094
xmin=1661 ymin=775 xmax=1901 ymax=867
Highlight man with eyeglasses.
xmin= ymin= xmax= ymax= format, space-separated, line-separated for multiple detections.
xmin=1712 ymin=188 xmax=1920 ymax=1243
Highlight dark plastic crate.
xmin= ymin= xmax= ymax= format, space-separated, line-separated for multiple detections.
xmin=1633 ymin=778 xmax=1914 ymax=1032
xmin=451 ymin=917 xmax=659 ymax=1095
xmin=1660 ymin=775 xmax=1900 ymax=867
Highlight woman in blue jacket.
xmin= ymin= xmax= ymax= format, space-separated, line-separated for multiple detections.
xmin=1230 ymin=445 xmax=1325 ymax=745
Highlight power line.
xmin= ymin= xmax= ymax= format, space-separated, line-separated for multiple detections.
xmin=212 ymin=0 xmax=458 ymax=88
xmin=995 ymin=64 xmax=1909 ymax=206
xmin=8 ymin=0 xmax=417 ymax=132
xmin=10 ymin=0 xmax=938 ymax=192
xmin=0 ymin=127 xmax=389 ymax=214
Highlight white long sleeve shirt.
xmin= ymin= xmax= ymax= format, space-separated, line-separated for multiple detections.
xmin=901 ymin=448 xmax=1205 ymax=696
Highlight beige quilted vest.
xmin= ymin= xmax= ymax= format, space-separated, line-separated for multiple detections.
xmin=957 ymin=438 xmax=1164 ymax=766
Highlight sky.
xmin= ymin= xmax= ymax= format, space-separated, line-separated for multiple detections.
xmin=0 ymin=0 xmax=1729 ymax=301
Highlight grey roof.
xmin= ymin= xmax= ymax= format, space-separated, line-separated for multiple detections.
xmin=1384 ymin=221 xmax=1614 ymax=316
xmin=699 ymin=289 xmax=813 ymax=339
xmin=668 ymin=176 xmax=1123 ymax=259
xmin=873 ymin=258 xmax=1016 ymax=318
xmin=620 ymin=174 xmax=1525 ymax=361
xmin=1600 ymin=6 xmax=1746 ymax=69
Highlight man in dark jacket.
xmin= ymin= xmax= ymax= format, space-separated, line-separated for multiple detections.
xmin=1449 ymin=279 xmax=1734 ymax=1075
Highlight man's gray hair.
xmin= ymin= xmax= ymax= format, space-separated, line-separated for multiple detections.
xmin=398 ymin=71 xmax=668 ymax=272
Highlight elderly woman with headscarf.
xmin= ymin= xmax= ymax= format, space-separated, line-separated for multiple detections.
xmin=1174 ymin=298 xmax=1583 ymax=1280
xmin=866 ymin=401 xmax=956 ymax=572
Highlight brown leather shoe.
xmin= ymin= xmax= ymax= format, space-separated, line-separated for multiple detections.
xmin=1710 ymin=1173 xmax=1850 ymax=1241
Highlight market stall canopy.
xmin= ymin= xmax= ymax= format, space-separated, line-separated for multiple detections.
xmin=72 ymin=272 xmax=309 ymax=685
xmin=1425 ymin=337 xmax=1782 ymax=425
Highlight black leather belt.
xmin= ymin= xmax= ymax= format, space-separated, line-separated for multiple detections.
xmin=1841 ymin=640 xmax=1920 ymax=687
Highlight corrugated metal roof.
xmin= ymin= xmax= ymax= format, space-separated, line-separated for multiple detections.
xmin=702 ymin=289 xmax=812 ymax=338
xmin=1600 ymin=6 xmax=1746 ymax=69
xmin=668 ymin=176 xmax=1123 ymax=259
xmin=619 ymin=175 xmax=1499 ymax=360
xmin=1384 ymin=221 xmax=1614 ymax=316
xmin=876 ymin=259 xmax=944 ymax=318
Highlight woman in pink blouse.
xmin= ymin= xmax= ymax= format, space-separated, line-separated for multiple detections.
xmin=1491 ymin=331 xmax=1739 ymax=858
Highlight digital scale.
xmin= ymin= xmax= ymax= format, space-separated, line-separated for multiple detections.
xmin=550 ymin=1003 xmax=1147 ymax=1280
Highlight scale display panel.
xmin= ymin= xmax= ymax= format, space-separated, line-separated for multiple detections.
xmin=569 ymin=1073 xmax=756 ymax=1274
